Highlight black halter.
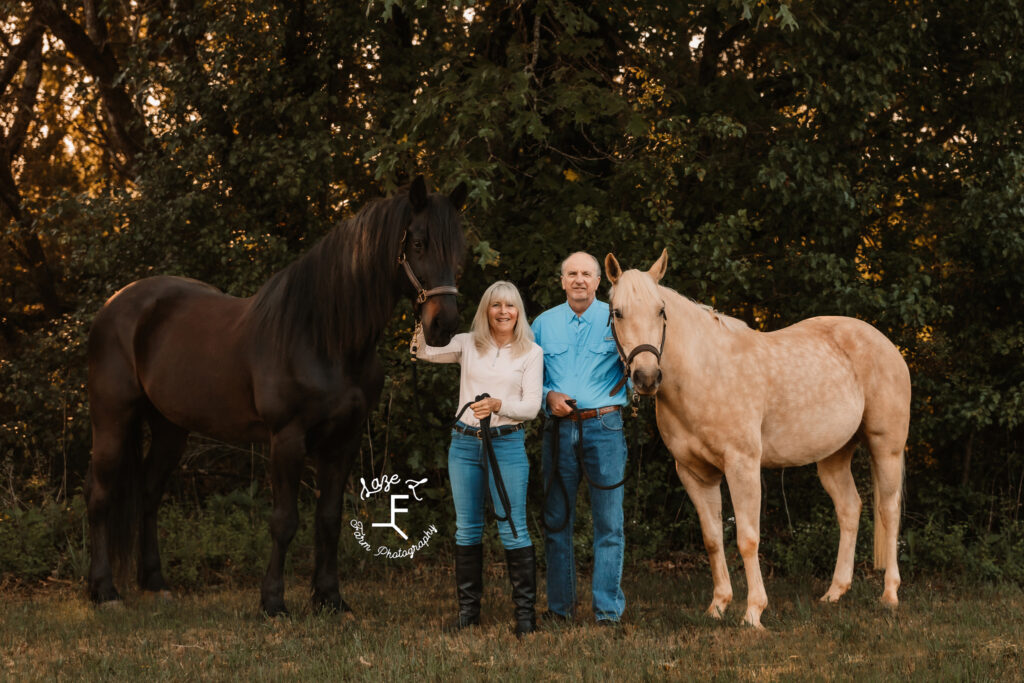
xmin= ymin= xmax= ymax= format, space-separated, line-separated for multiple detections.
xmin=608 ymin=306 xmax=667 ymax=396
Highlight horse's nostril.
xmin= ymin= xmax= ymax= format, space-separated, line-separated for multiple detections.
xmin=657 ymin=369 xmax=663 ymax=384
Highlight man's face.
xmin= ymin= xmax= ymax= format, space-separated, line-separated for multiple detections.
xmin=561 ymin=253 xmax=600 ymax=310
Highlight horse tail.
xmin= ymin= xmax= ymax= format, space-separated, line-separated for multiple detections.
xmin=86 ymin=287 xmax=150 ymax=589
xmin=871 ymin=458 xmax=884 ymax=570
xmin=869 ymin=445 xmax=905 ymax=571
xmin=85 ymin=414 xmax=144 ymax=586
xmin=113 ymin=421 xmax=143 ymax=583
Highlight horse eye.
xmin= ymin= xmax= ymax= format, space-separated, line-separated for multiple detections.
xmin=412 ymin=239 xmax=425 ymax=251
xmin=613 ymin=309 xmax=623 ymax=319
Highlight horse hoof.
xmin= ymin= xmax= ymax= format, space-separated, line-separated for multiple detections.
xmin=90 ymin=585 xmax=121 ymax=605
xmin=312 ymin=593 xmax=351 ymax=615
xmin=742 ymin=609 xmax=766 ymax=630
xmin=706 ymin=605 xmax=727 ymax=619
xmin=262 ymin=600 xmax=290 ymax=618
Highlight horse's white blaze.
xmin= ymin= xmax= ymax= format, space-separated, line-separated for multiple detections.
xmin=606 ymin=250 xmax=910 ymax=630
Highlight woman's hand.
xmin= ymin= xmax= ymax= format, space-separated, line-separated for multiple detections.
xmin=471 ymin=397 xmax=502 ymax=419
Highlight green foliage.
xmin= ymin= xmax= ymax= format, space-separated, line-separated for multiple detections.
xmin=0 ymin=496 xmax=86 ymax=582
xmin=1 ymin=0 xmax=1023 ymax=585
xmin=156 ymin=485 xmax=280 ymax=588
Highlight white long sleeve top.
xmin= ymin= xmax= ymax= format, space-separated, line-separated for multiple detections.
xmin=416 ymin=332 xmax=544 ymax=428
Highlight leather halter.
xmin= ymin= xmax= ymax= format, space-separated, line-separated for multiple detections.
xmin=398 ymin=231 xmax=459 ymax=304
xmin=608 ymin=306 xmax=667 ymax=396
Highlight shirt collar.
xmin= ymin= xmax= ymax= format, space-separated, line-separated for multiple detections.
xmin=564 ymin=299 xmax=604 ymax=324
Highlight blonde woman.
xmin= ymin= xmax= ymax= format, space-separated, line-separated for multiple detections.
xmin=416 ymin=280 xmax=543 ymax=636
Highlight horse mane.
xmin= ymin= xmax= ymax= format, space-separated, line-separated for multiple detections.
xmin=248 ymin=187 xmax=463 ymax=360
xmin=689 ymin=297 xmax=750 ymax=332
xmin=614 ymin=269 xmax=748 ymax=333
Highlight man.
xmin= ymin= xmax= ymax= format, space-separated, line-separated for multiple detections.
xmin=531 ymin=251 xmax=629 ymax=626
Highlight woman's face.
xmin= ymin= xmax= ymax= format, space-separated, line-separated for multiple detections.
xmin=487 ymin=299 xmax=519 ymax=338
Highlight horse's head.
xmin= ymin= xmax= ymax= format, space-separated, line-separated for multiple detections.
xmin=400 ymin=176 xmax=468 ymax=346
xmin=605 ymin=249 xmax=669 ymax=396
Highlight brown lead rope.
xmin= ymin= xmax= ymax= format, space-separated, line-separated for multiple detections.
xmin=542 ymin=399 xmax=627 ymax=534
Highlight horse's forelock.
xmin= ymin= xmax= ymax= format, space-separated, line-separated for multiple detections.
xmin=424 ymin=193 xmax=466 ymax=270
xmin=614 ymin=268 xmax=661 ymax=308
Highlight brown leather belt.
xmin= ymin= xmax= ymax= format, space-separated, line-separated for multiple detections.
xmin=453 ymin=422 xmax=525 ymax=439
xmin=566 ymin=405 xmax=620 ymax=422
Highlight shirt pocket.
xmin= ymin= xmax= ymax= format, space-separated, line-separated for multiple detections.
xmin=587 ymin=336 xmax=619 ymax=357
xmin=543 ymin=342 xmax=569 ymax=358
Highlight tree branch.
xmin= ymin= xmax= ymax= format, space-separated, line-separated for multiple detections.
xmin=32 ymin=0 xmax=147 ymax=172
xmin=0 ymin=15 xmax=44 ymax=98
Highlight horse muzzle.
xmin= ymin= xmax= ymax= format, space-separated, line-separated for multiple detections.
xmin=631 ymin=366 xmax=663 ymax=395
xmin=420 ymin=294 xmax=460 ymax=346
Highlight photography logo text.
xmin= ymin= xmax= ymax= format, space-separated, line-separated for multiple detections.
xmin=350 ymin=473 xmax=437 ymax=560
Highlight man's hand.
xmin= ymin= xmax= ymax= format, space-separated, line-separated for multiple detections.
xmin=546 ymin=391 xmax=575 ymax=417
xmin=471 ymin=397 xmax=502 ymax=419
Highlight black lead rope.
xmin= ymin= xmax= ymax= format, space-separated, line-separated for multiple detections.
xmin=542 ymin=399 xmax=627 ymax=533
xmin=451 ymin=393 xmax=518 ymax=539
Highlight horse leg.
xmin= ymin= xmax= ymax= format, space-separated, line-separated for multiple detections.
xmin=261 ymin=426 xmax=306 ymax=617
xmin=866 ymin=432 xmax=905 ymax=607
xmin=86 ymin=409 xmax=141 ymax=604
xmin=138 ymin=413 xmax=188 ymax=593
xmin=674 ymin=460 xmax=732 ymax=619
xmin=723 ymin=457 xmax=768 ymax=629
xmin=815 ymin=441 xmax=861 ymax=603
xmin=311 ymin=437 xmax=358 ymax=613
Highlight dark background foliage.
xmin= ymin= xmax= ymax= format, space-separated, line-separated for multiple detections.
xmin=1 ymin=0 xmax=1022 ymax=584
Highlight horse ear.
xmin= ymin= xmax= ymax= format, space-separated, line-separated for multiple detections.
xmin=648 ymin=248 xmax=668 ymax=283
xmin=605 ymin=253 xmax=622 ymax=285
xmin=409 ymin=175 xmax=428 ymax=212
xmin=448 ymin=182 xmax=468 ymax=210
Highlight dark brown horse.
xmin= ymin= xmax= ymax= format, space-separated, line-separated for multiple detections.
xmin=86 ymin=176 xmax=466 ymax=615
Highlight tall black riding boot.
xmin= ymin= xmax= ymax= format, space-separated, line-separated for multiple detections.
xmin=506 ymin=545 xmax=537 ymax=636
xmin=447 ymin=543 xmax=483 ymax=632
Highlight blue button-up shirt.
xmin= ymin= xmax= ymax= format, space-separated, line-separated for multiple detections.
xmin=531 ymin=299 xmax=629 ymax=411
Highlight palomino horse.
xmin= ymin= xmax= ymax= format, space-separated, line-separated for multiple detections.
xmin=86 ymin=176 xmax=466 ymax=616
xmin=605 ymin=249 xmax=909 ymax=628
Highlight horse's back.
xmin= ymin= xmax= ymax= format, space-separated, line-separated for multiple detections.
xmin=89 ymin=276 xmax=265 ymax=440
xmin=805 ymin=316 xmax=911 ymax=440
xmin=90 ymin=276 xmax=232 ymax=366
xmin=789 ymin=316 xmax=910 ymax=406
xmin=757 ymin=316 xmax=909 ymax=466
xmin=89 ymin=277 xmax=222 ymax=392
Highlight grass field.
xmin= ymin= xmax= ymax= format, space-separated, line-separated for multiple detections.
xmin=1 ymin=561 xmax=1021 ymax=681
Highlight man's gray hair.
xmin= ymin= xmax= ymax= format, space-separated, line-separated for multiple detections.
xmin=560 ymin=251 xmax=601 ymax=278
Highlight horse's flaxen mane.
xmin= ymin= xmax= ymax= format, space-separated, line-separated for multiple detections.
xmin=249 ymin=187 xmax=463 ymax=360
xmin=690 ymin=298 xmax=750 ymax=332
xmin=614 ymin=269 xmax=749 ymax=333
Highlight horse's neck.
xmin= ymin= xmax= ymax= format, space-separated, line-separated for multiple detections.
xmin=662 ymin=287 xmax=738 ymax=374
xmin=247 ymin=223 xmax=401 ymax=361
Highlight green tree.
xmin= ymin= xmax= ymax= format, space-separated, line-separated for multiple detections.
xmin=1 ymin=0 xmax=1022 ymax=580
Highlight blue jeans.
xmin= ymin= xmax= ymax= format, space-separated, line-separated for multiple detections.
xmin=542 ymin=409 xmax=627 ymax=622
xmin=448 ymin=424 xmax=532 ymax=550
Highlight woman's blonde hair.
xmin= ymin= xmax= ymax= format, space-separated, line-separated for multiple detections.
xmin=470 ymin=280 xmax=534 ymax=356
